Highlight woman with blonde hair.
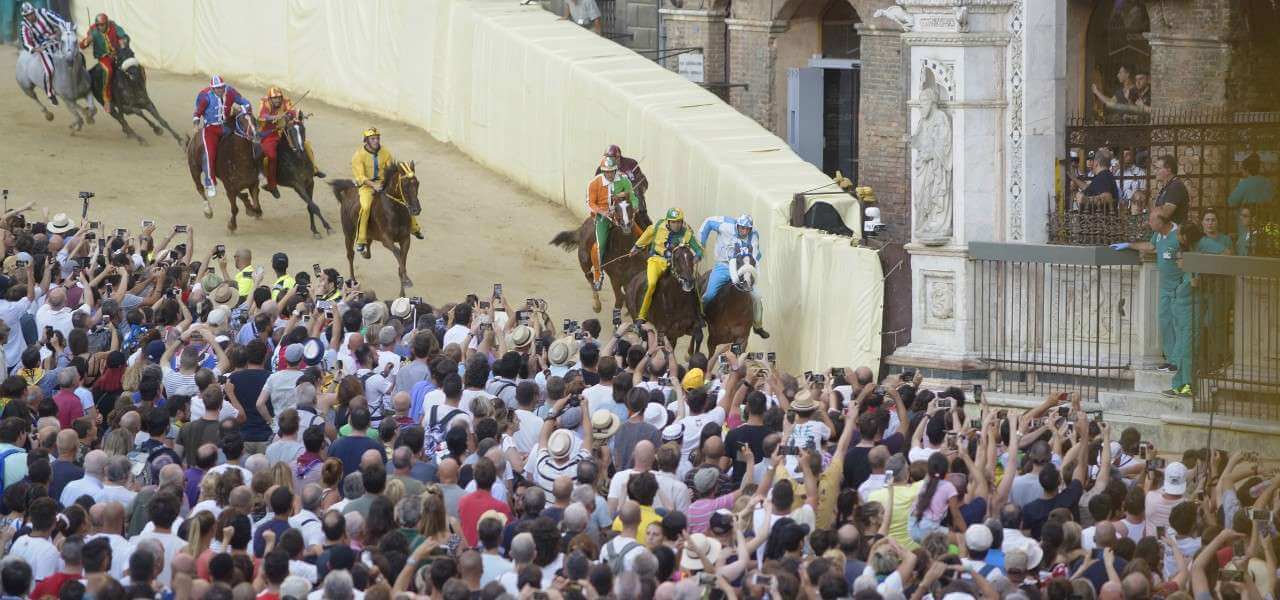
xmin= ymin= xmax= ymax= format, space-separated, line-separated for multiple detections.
xmin=383 ymin=478 xmax=405 ymax=509
xmin=101 ymin=428 xmax=132 ymax=457
xmin=191 ymin=474 xmax=222 ymax=517
xmin=319 ymin=458 xmax=344 ymax=510
xmin=269 ymin=462 xmax=295 ymax=494
xmin=181 ymin=511 xmax=217 ymax=560
xmin=418 ymin=486 xmax=463 ymax=556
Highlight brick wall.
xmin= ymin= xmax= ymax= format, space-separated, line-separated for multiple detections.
xmin=726 ymin=21 xmax=783 ymax=133
xmin=1146 ymin=0 xmax=1235 ymax=111
xmin=660 ymin=9 xmax=727 ymax=99
xmin=620 ymin=0 xmax=659 ymax=51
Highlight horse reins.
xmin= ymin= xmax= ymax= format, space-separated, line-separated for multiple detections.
xmin=381 ymin=162 xmax=416 ymax=208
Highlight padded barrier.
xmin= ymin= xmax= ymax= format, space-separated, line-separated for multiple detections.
xmin=72 ymin=0 xmax=883 ymax=373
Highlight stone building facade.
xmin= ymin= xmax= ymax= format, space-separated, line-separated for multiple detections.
xmin=657 ymin=0 xmax=1278 ymax=362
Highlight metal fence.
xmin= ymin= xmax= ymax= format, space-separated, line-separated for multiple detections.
xmin=969 ymin=243 xmax=1139 ymax=400
xmin=1187 ymin=253 xmax=1280 ymax=421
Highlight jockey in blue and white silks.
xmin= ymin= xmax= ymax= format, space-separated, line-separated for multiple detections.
xmin=698 ymin=214 xmax=769 ymax=338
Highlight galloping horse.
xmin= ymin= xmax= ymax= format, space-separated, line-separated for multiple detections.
xmin=276 ymin=112 xmax=333 ymax=238
xmin=624 ymin=245 xmax=704 ymax=354
xmin=549 ymin=202 xmax=651 ymax=314
xmin=186 ymin=106 xmax=262 ymax=231
xmin=90 ymin=45 xmax=184 ymax=146
xmin=15 ymin=29 xmax=95 ymax=130
xmin=700 ymin=254 xmax=757 ymax=352
xmin=331 ymin=162 xmax=421 ymax=296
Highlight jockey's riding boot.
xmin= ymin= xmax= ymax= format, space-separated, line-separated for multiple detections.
xmin=753 ymin=327 xmax=771 ymax=339
xmin=412 ymin=231 xmax=424 ymax=240
xmin=314 ymin=170 xmax=326 ymax=179
xmin=264 ymin=184 xmax=280 ymax=199
xmin=49 ymin=95 xmax=58 ymax=106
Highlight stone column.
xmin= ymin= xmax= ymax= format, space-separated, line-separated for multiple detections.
xmin=725 ymin=18 xmax=787 ymax=134
xmin=1017 ymin=0 xmax=1064 ymax=244
xmin=855 ymin=24 xmax=910 ymax=242
xmin=660 ymin=8 xmax=727 ymax=95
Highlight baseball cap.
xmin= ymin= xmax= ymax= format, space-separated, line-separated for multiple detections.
xmin=284 ymin=343 xmax=305 ymax=364
xmin=964 ymin=523 xmax=993 ymax=552
xmin=145 ymin=340 xmax=166 ymax=362
xmin=1162 ymin=462 xmax=1188 ymax=496
xmin=693 ymin=467 xmax=720 ymax=496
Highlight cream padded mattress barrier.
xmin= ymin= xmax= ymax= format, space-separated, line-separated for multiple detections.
xmin=72 ymin=0 xmax=883 ymax=374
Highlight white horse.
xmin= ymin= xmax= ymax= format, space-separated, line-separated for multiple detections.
xmin=15 ymin=29 xmax=97 ymax=130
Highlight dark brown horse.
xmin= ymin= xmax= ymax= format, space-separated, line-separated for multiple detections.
xmin=330 ymin=162 xmax=421 ymax=296
xmin=186 ymin=107 xmax=262 ymax=232
xmin=624 ymin=245 xmax=704 ymax=354
xmin=549 ymin=202 xmax=651 ymax=314
xmin=276 ymin=112 xmax=333 ymax=238
xmin=90 ymin=45 xmax=185 ymax=146
xmin=700 ymin=254 xmax=757 ymax=352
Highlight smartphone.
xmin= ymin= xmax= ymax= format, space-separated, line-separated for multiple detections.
xmin=479 ymin=301 xmax=490 ymax=309
xmin=946 ymin=434 xmax=958 ymax=451
xmin=813 ymin=373 xmax=825 ymax=384
xmin=657 ymin=377 xmax=671 ymax=387
xmin=112 ymin=227 xmax=126 ymax=238
xmin=884 ymin=469 xmax=894 ymax=481
xmin=15 ymin=260 xmax=27 ymax=269
xmin=936 ymin=398 xmax=952 ymax=409
xmin=1057 ymin=405 xmax=1071 ymax=418
xmin=777 ymin=445 xmax=801 ymax=456
xmin=97 ymin=238 xmax=106 ymax=252
xmin=969 ymin=419 xmax=981 ymax=430
xmin=214 ymin=244 xmax=226 ymax=259
xmin=1220 ymin=569 xmax=1245 ymax=582
xmin=1250 ymin=509 xmax=1273 ymax=522
xmin=105 ymin=282 xmax=113 ymax=293
xmin=562 ymin=318 xmax=572 ymax=331
xmin=767 ymin=352 xmax=776 ymax=365
xmin=493 ymin=283 xmax=502 ymax=297
xmin=174 ymin=224 xmax=188 ymax=233
xmin=1156 ymin=526 xmax=1166 ymax=538
xmin=324 ymin=309 xmax=334 ymax=320
xmin=1149 ymin=457 xmax=1166 ymax=470
xmin=731 ymin=343 xmax=743 ymax=354
xmin=752 ymin=573 xmax=772 ymax=585
xmin=832 ymin=367 xmax=845 ymax=378
xmin=804 ymin=370 xmax=813 ymax=381
xmin=719 ymin=355 xmax=728 ymax=368
xmin=972 ymin=383 xmax=983 ymax=399
xmin=188 ymin=273 xmax=197 ymax=285
xmin=612 ymin=307 xmax=622 ymax=327
xmin=698 ymin=573 xmax=716 ymax=586
xmin=141 ymin=219 xmax=155 ymax=228
xmin=1088 ymin=410 xmax=1104 ymax=422
xmin=44 ymin=325 xmax=53 ymax=339
xmin=1140 ymin=443 xmax=1151 ymax=460
xmin=573 ymin=331 xmax=585 ymax=340
xmin=902 ymin=369 xmax=916 ymax=381
xmin=516 ymin=310 xmax=531 ymax=325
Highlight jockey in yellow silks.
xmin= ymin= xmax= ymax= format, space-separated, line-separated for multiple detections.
xmin=351 ymin=127 xmax=422 ymax=254
xmin=629 ymin=208 xmax=703 ymax=322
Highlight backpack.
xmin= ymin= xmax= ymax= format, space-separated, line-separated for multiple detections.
xmin=603 ymin=539 xmax=641 ymax=576
xmin=423 ymin=404 xmax=464 ymax=459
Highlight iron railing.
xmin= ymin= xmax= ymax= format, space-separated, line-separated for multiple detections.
xmin=1187 ymin=253 xmax=1280 ymax=421
xmin=969 ymin=243 xmax=1139 ymax=400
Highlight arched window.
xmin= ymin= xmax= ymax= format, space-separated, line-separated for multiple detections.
xmin=821 ymin=0 xmax=860 ymax=60
xmin=1084 ymin=0 xmax=1150 ymax=123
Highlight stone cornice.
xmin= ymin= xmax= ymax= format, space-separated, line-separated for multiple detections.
xmin=855 ymin=23 xmax=904 ymax=37
xmin=724 ymin=18 xmax=788 ymax=33
xmin=902 ymin=32 xmax=1012 ymax=46
xmin=659 ymin=8 xmax=727 ymax=19
xmin=899 ymin=0 xmax=1017 ymax=12
xmin=1144 ymin=32 xmax=1230 ymax=50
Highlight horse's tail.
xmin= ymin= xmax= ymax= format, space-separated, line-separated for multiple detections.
xmin=549 ymin=230 xmax=579 ymax=250
xmin=329 ymin=179 xmax=357 ymax=203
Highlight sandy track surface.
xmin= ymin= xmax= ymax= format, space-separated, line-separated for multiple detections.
xmin=1 ymin=46 xmax=601 ymax=317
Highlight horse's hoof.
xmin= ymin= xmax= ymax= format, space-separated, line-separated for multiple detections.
xmin=43 ymin=112 xmax=54 ymax=122
xmin=592 ymin=296 xmax=602 ymax=313
xmin=402 ymin=278 xmax=413 ymax=288
xmin=202 ymin=201 xmax=213 ymax=219
xmin=227 ymin=221 xmax=237 ymax=232
xmin=152 ymin=127 xmax=163 ymax=137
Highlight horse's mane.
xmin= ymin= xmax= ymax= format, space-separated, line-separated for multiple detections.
xmin=329 ymin=180 xmax=358 ymax=194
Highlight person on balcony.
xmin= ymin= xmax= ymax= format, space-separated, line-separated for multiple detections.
xmin=1152 ymin=155 xmax=1189 ymax=226
xmin=1069 ymin=148 xmax=1119 ymax=213
xmin=563 ymin=0 xmax=602 ymax=34
xmin=1111 ymin=212 xmax=1192 ymax=397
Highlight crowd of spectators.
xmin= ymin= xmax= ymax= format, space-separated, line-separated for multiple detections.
xmin=0 ymin=206 xmax=1272 ymax=600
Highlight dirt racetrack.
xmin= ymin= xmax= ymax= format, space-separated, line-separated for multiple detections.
xmin=0 ymin=46 xmax=599 ymax=317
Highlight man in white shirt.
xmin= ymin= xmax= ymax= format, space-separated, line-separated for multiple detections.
xmin=600 ymin=501 xmax=646 ymax=572
xmin=442 ymin=304 xmax=476 ymax=350
xmin=36 ymin=285 xmax=89 ymax=340
xmin=529 ymin=396 xmax=594 ymax=495
xmin=858 ymin=446 xmax=892 ymax=502
xmin=290 ymin=484 xmax=327 ymax=553
xmin=130 ymin=492 xmax=186 ymax=586
xmin=208 ymin=432 xmax=254 ymax=482
xmin=511 ymin=382 xmax=544 ymax=455
xmin=10 ymin=496 xmax=61 ymax=582
xmin=1119 ymin=149 xmax=1147 ymax=207
xmin=99 ymin=456 xmax=138 ymax=512
xmin=87 ymin=501 xmax=132 ymax=579
xmin=0 ymin=261 xmax=39 ymax=371
xmin=607 ymin=441 xmax=657 ymax=513
xmin=61 ymin=449 xmax=107 ymax=506
xmin=373 ymin=326 xmax=402 ymax=377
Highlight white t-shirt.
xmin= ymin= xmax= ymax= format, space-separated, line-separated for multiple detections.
xmin=582 ymin=383 xmax=613 ymax=408
xmin=10 ymin=535 xmax=60 ymax=582
xmin=786 ymin=420 xmax=831 ymax=479
xmin=672 ymin=407 xmax=726 ymax=469
xmin=599 ymin=534 xmax=644 ymax=572
xmin=131 ymin=530 xmax=185 ymax=586
xmin=511 ymin=409 xmax=543 ymax=455
xmin=442 ymin=324 xmax=474 ymax=350
xmin=36 ymin=302 xmax=87 ymax=340
xmin=189 ymin=398 xmax=240 ymax=422
xmin=86 ymin=533 xmax=131 ymax=579
xmin=530 ymin=446 xmax=591 ymax=494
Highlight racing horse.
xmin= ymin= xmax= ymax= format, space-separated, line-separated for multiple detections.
xmin=275 ymin=111 xmax=333 ymax=238
xmin=186 ymin=106 xmax=263 ymax=232
xmin=90 ymin=44 xmax=184 ymax=146
xmin=15 ymin=29 xmax=96 ymax=130
xmin=330 ymin=162 xmax=421 ymax=297
xmin=549 ymin=201 xmax=651 ymax=314
xmin=624 ymin=244 xmax=704 ymax=354
xmin=700 ymin=253 xmax=757 ymax=352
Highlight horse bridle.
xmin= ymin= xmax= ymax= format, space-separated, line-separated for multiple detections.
xmin=670 ymin=245 xmax=696 ymax=290
xmin=381 ymin=162 xmax=417 ymax=208
xmin=732 ymin=255 xmax=756 ymax=292
xmin=231 ymin=106 xmax=256 ymax=141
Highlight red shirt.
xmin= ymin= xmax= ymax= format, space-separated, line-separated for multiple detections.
xmin=52 ymin=390 xmax=85 ymax=429
xmin=30 ymin=571 xmax=80 ymax=600
xmin=457 ymin=489 xmax=513 ymax=547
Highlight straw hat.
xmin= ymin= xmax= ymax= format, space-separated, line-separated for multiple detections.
xmin=591 ymin=410 xmax=621 ymax=441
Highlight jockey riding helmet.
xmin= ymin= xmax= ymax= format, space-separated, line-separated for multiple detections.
xmin=209 ymin=75 xmax=226 ymax=89
xmin=605 ymin=144 xmax=621 ymax=158
xmin=95 ymin=13 xmax=109 ymax=28
xmin=363 ymin=127 xmax=380 ymax=139
xmin=20 ymin=2 xmax=34 ymax=16
xmin=600 ymin=157 xmax=618 ymax=172
xmin=665 ymin=208 xmax=684 ymax=222
xmin=735 ymin=214 xmax=753 ymax=235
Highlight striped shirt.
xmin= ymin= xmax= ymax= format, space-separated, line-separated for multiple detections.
xmin=530 ymin=447 xmax=590 ymax=494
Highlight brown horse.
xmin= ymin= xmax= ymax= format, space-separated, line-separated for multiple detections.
xmin=186 ymin=107 xmax=262 ymax=231
xmin=624 ymin=245 xmax=704 ymax=354
xmin=700 ymin=254 xmax=757 ymax=352
xmin=549 ymin=202 xmax=651 ymax=314
xmin=330 ymin=162 xmax=421 ymax=296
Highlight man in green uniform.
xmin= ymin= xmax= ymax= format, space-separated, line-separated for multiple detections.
xmin=1112 ymin=211 xmax=1192 ymax=396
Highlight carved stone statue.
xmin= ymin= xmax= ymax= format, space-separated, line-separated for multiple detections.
xmin=910 ymin=85 xmax=953 ymax=245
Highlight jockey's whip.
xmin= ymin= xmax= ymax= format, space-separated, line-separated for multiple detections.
xmin=600 ymin=253 xmax=638 ymax=270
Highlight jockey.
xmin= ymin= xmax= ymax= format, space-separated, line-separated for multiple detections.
xmin=192 ymin=75 xmax=252 ymax=198
xmin=351 ymin=127 xmax=422 ymax=255
xmin=18 ymin=1 xmax=72 ymax=105
xmin=595 ymin=144 xmax=649 ymax=200
xmin=699 ymin=214 xmax=769 ymax=338
xmin=586 ymin=156 xmax=643 ymax=291
xmin=257 ymin=87 xmax=325 ymax=198
xmin=78 ymin=12 xmax=128 ymax=112
xmin=629 ymin=208 xmax=703 ymax=322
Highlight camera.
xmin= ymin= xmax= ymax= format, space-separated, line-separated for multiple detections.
xmin=573 ymin=330 xmax=585 ymax=341
xmin=79 ymin=191 xmax=94 ymax=200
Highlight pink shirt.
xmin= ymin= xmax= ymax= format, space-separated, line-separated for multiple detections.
xmin=1144 ymin=491 xmax=1182 ymax=531
xmin=687 ymin=492 xmax=736 ymax=534
xmin=52 ymin=390 xmax=84 ymax=429
xmin=919 ymin=479 xmax=958 ymax=522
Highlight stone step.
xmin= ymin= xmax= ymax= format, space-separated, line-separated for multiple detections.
xmin=1097 ymin=389 xmax=1194 ymax=415
xmin=1135 ymin=368 xmax=1175 ymax=393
